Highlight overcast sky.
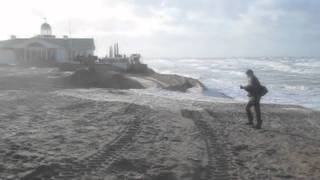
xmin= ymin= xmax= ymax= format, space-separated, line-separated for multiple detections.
xmin=0 ymin=0 xmax=319 ymax=57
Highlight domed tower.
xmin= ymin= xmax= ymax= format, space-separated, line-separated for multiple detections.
xmin=41 ymin=22 xmax=52 ymax=36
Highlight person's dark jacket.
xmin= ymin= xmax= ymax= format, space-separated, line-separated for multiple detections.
xmin=243 ymin=75 xmax=261 ymax=97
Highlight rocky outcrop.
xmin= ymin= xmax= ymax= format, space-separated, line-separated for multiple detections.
xmin=68 ymin=66 xmax=205 ymax=92
xmin=149 ymin=73 xmax=205 ymax=92
xmin=69 ymin=69 xmax=144 ymax=89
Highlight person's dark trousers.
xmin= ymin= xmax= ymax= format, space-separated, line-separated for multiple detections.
xmin=246 ymin=96 xmax=262 ymax=128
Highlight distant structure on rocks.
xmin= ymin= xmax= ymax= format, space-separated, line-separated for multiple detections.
xmin=0 ymin=21 xmax=95 ymax=65
xmin=99 ymin=43 xmax=145 ymax=72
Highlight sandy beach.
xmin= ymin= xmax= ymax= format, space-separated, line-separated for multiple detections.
xmin=0 ymin=66 xmax=319 ymax=180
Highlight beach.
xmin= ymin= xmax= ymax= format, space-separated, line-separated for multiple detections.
xmin=0 ymin=66 xmax=319 ymax=180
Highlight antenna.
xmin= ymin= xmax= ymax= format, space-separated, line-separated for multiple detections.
xmin=68 ymin=21 xmax=73 ymax=61
xmin=68 ymin=21 xmax=72 ymax=38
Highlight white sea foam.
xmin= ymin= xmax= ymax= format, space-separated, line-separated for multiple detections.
xmin=145 ymin=57 xmax=320 ymax=110
xmin=283 ymin=85 xmax=307 ymax=91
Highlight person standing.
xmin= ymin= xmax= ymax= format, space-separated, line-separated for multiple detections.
xmin=240 ymin=69 xmax=267 ymax=129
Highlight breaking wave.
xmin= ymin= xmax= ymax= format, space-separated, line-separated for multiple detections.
xmin=145 ymin=57 xmax=320 ymax=110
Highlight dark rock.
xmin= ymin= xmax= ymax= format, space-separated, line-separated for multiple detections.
xmin=69 ymin=69 xmax=144 ymax=89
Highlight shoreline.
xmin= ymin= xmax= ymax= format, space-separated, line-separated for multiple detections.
xmin=1 ymin=63 xmax=318 ymax=110
xmin=144 ymin=57 xmax=320 ymax=111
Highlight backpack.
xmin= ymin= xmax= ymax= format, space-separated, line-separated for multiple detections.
xmin=258 ymin=85 xmax=268 ymax=97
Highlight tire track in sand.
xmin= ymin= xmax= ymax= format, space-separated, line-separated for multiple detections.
xmin=21 ymin=115 xmax=143 ymax=180
xmin=181 ymin=109 xmax=238 ymax=180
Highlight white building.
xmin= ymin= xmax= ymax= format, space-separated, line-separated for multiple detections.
xmin=0 ymin=22 xmax=95 ymax=65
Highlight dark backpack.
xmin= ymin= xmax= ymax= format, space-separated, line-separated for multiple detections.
xmin=258 ymin=85 xmax=268 ymax=97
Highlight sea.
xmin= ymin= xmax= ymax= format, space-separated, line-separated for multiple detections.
xmin=144 ymin=57 xmax=320 ymax=110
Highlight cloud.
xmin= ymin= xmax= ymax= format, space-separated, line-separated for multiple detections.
xmin=0 ymin=0 xmax=319 ymax=57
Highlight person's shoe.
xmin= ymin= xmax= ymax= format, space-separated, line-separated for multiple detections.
xmin=246 ymin=122 xmax=253 ymax=125
xmin=254 ymin=125 xmax=262 ymax=129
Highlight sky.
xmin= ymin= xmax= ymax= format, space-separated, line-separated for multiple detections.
xmin=0 ymin=0 xmax=319 ymax=57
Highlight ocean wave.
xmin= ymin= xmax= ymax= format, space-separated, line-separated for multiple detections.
xmin=282 ymin=85 xmax=307 ymax=91
xmin=294 ymin=61 xmax=320 ymax=68
xmin=145 ymin=57 xmax=320 ymax=110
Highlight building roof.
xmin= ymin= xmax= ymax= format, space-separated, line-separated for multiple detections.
xmin=0 ymin=38 xmax=95 ymax=50
xmin=41 ymin=23 xmax=51 ymax=30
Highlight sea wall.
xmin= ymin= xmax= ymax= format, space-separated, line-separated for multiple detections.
xmin=67 ymin=64 xmax=205 ymax=92
xmin=69 ymin=69 xmax=144 ymax=89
